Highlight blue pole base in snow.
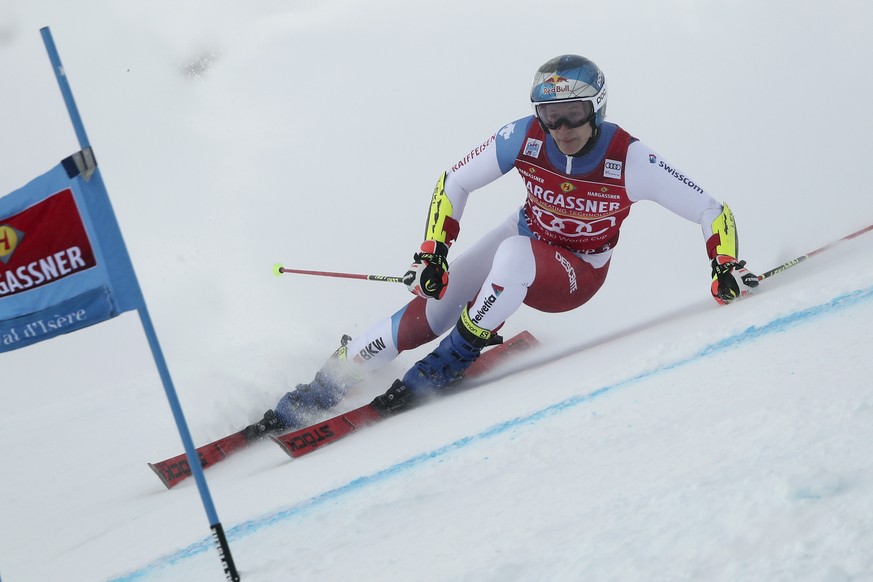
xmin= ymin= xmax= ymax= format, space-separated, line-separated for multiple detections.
xmin=211 ymin=523 xmax=240 ymax=582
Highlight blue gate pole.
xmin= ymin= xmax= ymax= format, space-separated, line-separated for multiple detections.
xmin=40 ymin=26 xmax=239 ymax=581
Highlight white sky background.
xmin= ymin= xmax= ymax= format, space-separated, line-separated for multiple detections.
xmin=1 ymin=1 xmax=873 ymax=580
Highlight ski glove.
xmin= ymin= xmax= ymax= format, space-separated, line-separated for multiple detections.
xmin=404 ymin=240 xmax=449 ymax=300
xmin=711 ymin=255 xmax=759 ymax=304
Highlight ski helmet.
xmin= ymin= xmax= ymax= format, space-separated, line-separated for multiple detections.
xmin=530 ymin=55 xmax=607 ymax=130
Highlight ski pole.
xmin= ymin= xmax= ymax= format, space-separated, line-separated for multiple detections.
xmin=273 ymin=263 xmax=407 ymax=283
xmin=758 ymin=223 xmax=873 ymax=281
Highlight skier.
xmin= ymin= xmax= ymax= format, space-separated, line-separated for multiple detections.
xmin=244 ymin=54 xmax=759 ymax=439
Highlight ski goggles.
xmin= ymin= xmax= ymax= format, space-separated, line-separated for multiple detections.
xmin=534 ymin=99 xmax=595 ymax=131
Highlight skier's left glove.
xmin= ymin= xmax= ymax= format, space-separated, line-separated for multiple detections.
xmin=404 ymin=240 xmax=449 ymax=300
xmin=711 ymin=255 xmax=759 ymax=304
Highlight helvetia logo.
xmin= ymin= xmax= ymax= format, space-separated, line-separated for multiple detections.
xmin=0 ymin=224 xmax=25 ymax=265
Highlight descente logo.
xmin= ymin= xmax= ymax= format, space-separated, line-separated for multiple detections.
xmin=556 ymin=251 xmax=578 ymax=293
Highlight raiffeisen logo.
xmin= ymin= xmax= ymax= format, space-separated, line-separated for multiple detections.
xmin=0 ymin=224 xmax=25 ymax=265
xmin=542 ymin=75 xmax=570 ymax=96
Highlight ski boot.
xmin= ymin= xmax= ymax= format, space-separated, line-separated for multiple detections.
xmin=403 ymin=309 xmax=495 ymax=394
xmin=242 ymin=408 xmax=286 ymax=442
xmin=372 ymin=310 xmax=494 ymax=415
xmin=272 ymin=334 xmax=362 ymax=429
xmin=371 ymin=379 xmax=413 ymax=415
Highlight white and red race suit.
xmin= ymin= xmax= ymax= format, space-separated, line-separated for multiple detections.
xmin=339 ymin=115 xmax=726 ymax=373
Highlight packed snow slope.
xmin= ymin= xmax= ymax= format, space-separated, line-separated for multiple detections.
xmin=2 ymin=1 xmax=873 ymax=581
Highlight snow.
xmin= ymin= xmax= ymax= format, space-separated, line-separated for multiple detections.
xmin=2 ymin=1 xmax=873 ymax=580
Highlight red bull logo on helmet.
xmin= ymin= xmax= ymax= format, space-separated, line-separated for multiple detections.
xmin=541 ymin=75 xmax=571 ymax=97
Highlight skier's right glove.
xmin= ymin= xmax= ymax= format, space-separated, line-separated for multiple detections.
xmin=404 ymin=240 xmax=449 ymax=300
xmin=711 ymin=255 xmax=759 ymax=304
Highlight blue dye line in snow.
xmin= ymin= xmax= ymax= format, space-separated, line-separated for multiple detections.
xmin=110 ymin=284 xmax=873 ymax=581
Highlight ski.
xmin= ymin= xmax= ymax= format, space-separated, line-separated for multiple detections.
xmin=149 ymin=431 xmax=250 ymax=489
xmin=272 ymin=330 xmax=540 ymax=459
xmin=149 ymin=330 xmax=538 ymax=488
